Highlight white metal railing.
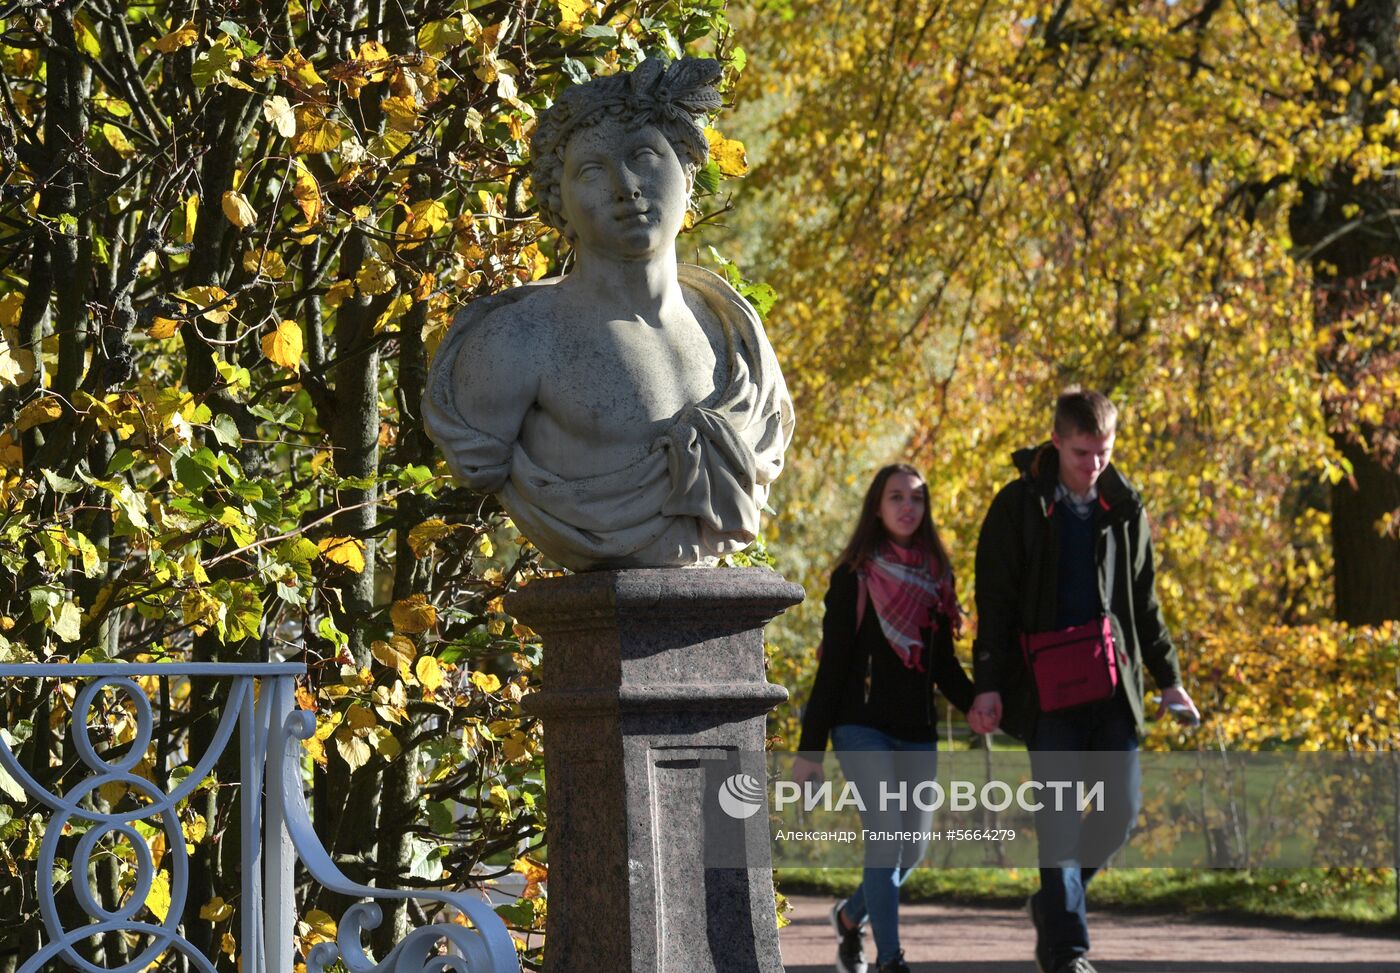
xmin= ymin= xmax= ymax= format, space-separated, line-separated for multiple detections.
xmin=0 ymin=664 xmax=520 ymax=973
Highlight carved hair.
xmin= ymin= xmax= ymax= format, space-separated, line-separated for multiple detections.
xmin=531 ymin=57 xmax=723 ymax=236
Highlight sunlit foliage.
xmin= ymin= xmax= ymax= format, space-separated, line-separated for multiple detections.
xmin=0 ymin=0 xmax=742 ymax=965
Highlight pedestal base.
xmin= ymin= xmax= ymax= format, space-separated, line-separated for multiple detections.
xmin=507 ymin=568 xmax=803 ymax=973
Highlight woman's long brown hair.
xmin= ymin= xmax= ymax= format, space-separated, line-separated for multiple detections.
xmin=834 ymin=463 xmax=954 ymax=576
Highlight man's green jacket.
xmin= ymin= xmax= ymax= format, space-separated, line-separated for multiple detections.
xmin=972 ymin=443 xmax=1182 ymax=739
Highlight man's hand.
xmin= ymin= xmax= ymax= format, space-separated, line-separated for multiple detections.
xmin=792 ymin=756 xmax=824 ymax=786
xmin=968 ymin=691 xmax=1002 ymax=735
xmin=1156 ymin=686 xmax=1201 ymax=724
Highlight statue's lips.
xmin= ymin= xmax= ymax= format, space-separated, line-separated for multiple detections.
xmin=612 ymin=207 xmax=654 ymax=223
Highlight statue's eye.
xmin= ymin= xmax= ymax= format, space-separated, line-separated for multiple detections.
xmin=575 ymin=163 xmax=603 ymax=180
xmin=633 ymin=146 xmax=659 ymax=162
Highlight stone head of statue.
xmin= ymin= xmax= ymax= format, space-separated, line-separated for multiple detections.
xmin=531 ymin=57 xmax=722 ymax=253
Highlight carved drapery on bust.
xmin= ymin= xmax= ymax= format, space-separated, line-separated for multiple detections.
xmin=422 ymin=57 xmax=794 ymax=571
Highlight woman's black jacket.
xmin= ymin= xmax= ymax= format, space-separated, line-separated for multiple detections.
xmin=797 ymin=563 xmax=976 ymax=752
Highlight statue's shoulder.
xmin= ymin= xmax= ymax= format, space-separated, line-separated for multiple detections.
xmin=676 ymin=264 xmax=763 ymax=332
xmin=447 ymin=279 xmax=564 ymax=353
xmin=677 ymin=263 xmax=748 ymax=308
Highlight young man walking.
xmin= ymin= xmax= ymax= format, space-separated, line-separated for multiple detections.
xmin=966 ymin=388 xmax=1199 ymax=973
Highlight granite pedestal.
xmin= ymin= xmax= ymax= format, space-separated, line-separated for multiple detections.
xmin=506 ymin=567 xmax=803 ymax=973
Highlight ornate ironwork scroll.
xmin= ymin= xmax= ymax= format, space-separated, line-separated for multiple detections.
xmin=0 ymin=664 xmax=519 ymax=973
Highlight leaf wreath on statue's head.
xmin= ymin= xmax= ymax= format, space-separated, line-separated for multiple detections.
xmin=530 ymin=56 xmax=724 ymax=237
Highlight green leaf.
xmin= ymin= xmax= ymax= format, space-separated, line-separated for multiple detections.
xmin=562 ymin=57 xmax=591 ymax=84
xmin=275 ymin=579 xmax=306 ymax=607
xmin=29 ymin=586 xmax=62 ymax=623
xmin=42 ymin=469 xmax=84 ymax=494
xmin=281 ymin=537 xmax=321 ymax=564
xmin=0 ymin=804 xmax=24 ymax=840
xmin=211 ymin=581 xmax=262 ymax=642
xmin=740 ymin=282 xmax=778 ymax=321
xmin=211 ymin=414 xmax=241 ymax=447
xmin=494 ymin=899 xmax=539 ymax=927
xmin=106 ymin=448 xmax=137 ymax=475
xmin=425 ymin=799 xmax=455 ymax=835
xmin=0 ymin=737 xmax=25 ymax=802
xmin=212 ymin=354 xmax=250 ymax=393
xmin=405 ymin=836 xmax=446 ymax=881
xmin=368 ymin=130 xmax=413 ymax=162
xmin=418 ymin=18 xmax=468 ymax=55
xmin=192 ymin=40 xmax=240 ymax=89
xmin=37 ymin=528 xmax=66 ymax=568
xmin=112 ymin=482 xmax=151 ymax=531
xmin=215 ymin=505 xmax=255 ymax=547
xmin=317 ymin=616 xmax=349 ymax=652
xmin=175 ymin=451 xmax=214 ymax=493
xmin=694 ymin=160 xmax=722 ymax=194
xmin=51 ymin=602 xmax=81 ymax=642
xmin=581 ymin=24 xmax=617 ymax=38
xmin=229 ymin=480 xmax=264 ymax=501
xmin=71 ymin=530 xmax=102 ymax=578
xmin=74 ymin=14 xmax=102 ymax=58
xmin=249 ymin=400 xmax=305 ymax=430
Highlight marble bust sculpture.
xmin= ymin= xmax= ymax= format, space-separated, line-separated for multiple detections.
xmin=422 ymin=57 xmax=794 ymax=571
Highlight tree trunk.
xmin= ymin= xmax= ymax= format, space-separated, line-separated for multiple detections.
xmin=1289 ymin=0 xmax=1400 ymax=623
xmin=1331 ymin=440 xmax=1400 ymax=624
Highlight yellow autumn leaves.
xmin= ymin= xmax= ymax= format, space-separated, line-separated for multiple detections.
xmin=390 ymin=593 xmax=437 ymax=633
xmin=152 ymin=21 xmax=198 ymax=54
xmin=317 ymin=536 xmax=365 ymax=573
xmin=261 ymin=321 xmax=303 ymax=370
xmin=220 ymin=190 xmax=257 ymax=229
xmin=369 ymin=634 xmax=444 ymax=689
xmin=705 ymin=127 xmax=749 ymax=177
xmin=220 ymin=162 xmax=319 ymax=234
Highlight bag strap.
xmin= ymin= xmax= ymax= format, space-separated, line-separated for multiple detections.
xmin=1102 ymin=516 xmax=1117 ymax=615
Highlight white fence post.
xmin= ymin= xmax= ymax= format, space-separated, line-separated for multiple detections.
xmin=263 ymin=675 xmax=297 ymax=973
xmin=0 ymin=663 xmax=520 ymax=973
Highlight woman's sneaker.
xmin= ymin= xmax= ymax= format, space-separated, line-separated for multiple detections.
xmin=875 ymin=950 xmax=911 ymax=973
xmin=830 ymin=899 xmax=866 ymax=973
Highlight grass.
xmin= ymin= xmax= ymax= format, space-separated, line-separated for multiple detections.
xmin=775 ymin=867 xmax=1400 ymax=929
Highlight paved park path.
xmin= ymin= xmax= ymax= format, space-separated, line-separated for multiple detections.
xmin=778 ymin=894 xmax=1400 ymax=971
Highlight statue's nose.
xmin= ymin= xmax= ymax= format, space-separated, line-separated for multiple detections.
xmin=613 ymin=167 xmax=643 ymax=201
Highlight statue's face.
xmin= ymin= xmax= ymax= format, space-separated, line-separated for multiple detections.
xmin=559 ymin=118 xmax=690 ymax=260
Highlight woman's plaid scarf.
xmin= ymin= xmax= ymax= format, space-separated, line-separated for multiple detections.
xmin=860 ymin=541 xmax=959 ymax=671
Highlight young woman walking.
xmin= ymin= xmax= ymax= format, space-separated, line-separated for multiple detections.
xmin=794 ymin=464 xmax=976 ymax=973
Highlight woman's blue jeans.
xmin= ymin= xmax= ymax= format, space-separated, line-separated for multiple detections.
xmin=830 ymin=723 xmax=937 ymax=966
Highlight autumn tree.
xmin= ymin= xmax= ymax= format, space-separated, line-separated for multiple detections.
xmin=1286 ymin=0 xmax=1400 ymax=625
xmin=0 ymin=0 xmax=744 ymax=967
xmin=733 ymin=0 xmax=1398 ymax=632
xmin=722 ymin=1 xmax=1400 ymax=809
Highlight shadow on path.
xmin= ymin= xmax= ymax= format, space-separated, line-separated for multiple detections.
xmin=780 ymin=894 xmax=1399 ymax=972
